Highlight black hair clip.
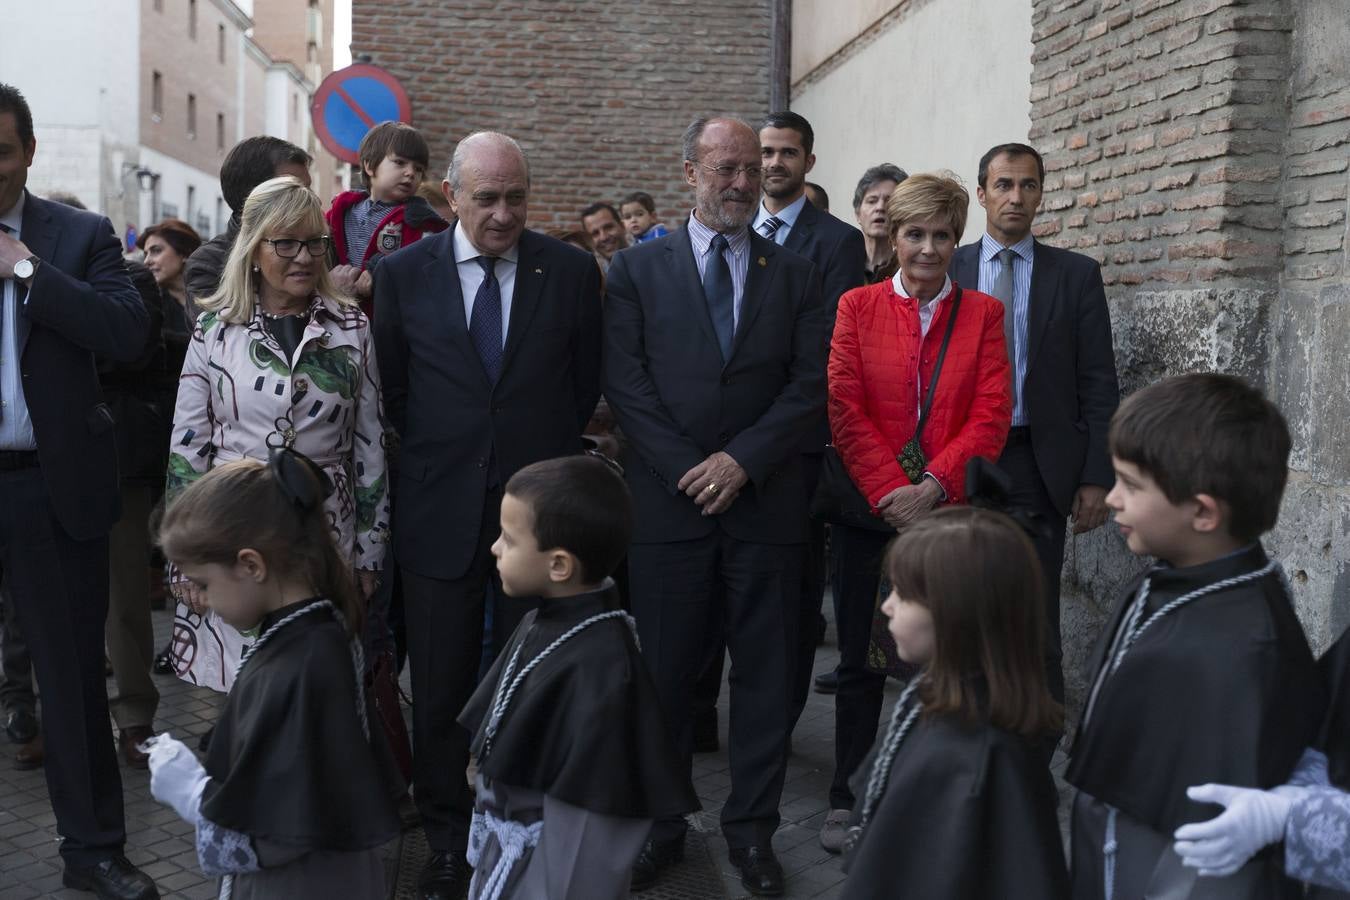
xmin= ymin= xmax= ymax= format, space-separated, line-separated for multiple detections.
xmin=268 ymin=447 xmax=334 ymax=512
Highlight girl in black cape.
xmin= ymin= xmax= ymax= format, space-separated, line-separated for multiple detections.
xmin=840 ymin=507 xmax=1069 ymax=900
xmin=147 ymin=451 xmax=402 ymax=899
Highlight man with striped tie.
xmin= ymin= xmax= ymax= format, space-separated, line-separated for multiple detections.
xmin=950 ymin=142 xmax=1120 ymax=728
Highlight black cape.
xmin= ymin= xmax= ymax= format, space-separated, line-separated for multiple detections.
xmin=1067 ymin=544 xmax=1323 ymax=834
xmin=842 ymin=696 xmax=1069 ymax=900
xmin=202 ymin=598 xmax=403 ymax=850
xmin=1317 ymin=626 xmax=1350 ymax=789
xmin=458 ymin=584 xmax=698 ymax=819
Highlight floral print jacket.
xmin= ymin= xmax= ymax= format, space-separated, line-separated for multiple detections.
xmin=166 ymin=295 xmax=390 ymax=570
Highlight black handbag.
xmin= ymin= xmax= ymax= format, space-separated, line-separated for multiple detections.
xmin=812 ymin=288 xmax=963 ymax=532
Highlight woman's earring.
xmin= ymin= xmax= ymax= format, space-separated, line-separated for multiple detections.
xmin=251 ymin=264 xmax=260 ymax=274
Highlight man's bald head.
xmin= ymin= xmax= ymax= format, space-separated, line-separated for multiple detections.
xmin=682 ymin=117 xmax=762 ymax=232
xmin=444 ymin=131 xmax=531 ymax=256
xmin=446 ymin=131 xmax=530 ymax=192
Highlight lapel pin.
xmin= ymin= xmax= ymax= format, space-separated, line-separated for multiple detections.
xmin=758 ymin=256 xmax=767 ymax=267
xmin=534 ymin=267 xmax=543 ymax=274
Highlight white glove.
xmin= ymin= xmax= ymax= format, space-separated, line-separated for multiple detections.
xmin=1174 ymin=783 xmax=1302 ymax=877
xmin=146 ymin=733 xmax=210 ymax=827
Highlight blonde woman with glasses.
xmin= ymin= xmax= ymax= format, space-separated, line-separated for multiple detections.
xmin=162 ymin=176 xmax=390 ymax=693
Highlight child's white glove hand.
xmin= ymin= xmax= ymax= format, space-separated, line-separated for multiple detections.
xmin=1173 ymin=783 xmax=1301 ymax=877
xmin=146 ymin=733 xmax=209 ymax=827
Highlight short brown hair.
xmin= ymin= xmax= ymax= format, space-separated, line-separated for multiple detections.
xmin=137 ymin=218 xmax=203 ymax=258
xmin=358 ymin=121 xmax=429 ymax=186
xmin=1109 ymin=373 xmax=1291 ymax=542
xmin=886 ymin=171 xmax=969 ymax=244
xmin=884 ymin=507 xmax=1061 ymax=738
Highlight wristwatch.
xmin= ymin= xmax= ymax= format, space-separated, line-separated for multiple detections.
xmin=12 ymin=255 xmax=38 ymax=281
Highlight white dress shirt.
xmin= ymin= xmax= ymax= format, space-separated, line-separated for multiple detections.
xmin=453 ymin=223 xmax=518 ymax=347
xmin=0 ymin=191 xmax=35 ymax=450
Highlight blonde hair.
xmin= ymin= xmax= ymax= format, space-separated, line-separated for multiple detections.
xmin=199 ymin=176 xmax=354 ymax=323
xmin=886 ymin=171 xmax=970 ymax=245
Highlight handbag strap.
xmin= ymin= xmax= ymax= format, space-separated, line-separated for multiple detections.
xmin=914 ymin=286 xmax=962 ymax=441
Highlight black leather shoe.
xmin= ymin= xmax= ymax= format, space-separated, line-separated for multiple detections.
xmin=4 ymin=707 xmax=37 ymax=744
xmin=692 ymin=708 xmax=718 ymax=753
xmin=813 ymin=669 xmax=839 ymax=694
xmin=418 ymin=849 xmax=469 ymax=899
xmin=728 ymin=845 xmax=785 ymax=896
xmin=630 ymin=836 xmax=684 ymax=891
xmin=62 ymin=856 xmax=159 ymax=899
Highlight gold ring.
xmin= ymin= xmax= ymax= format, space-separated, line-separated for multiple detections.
xmin=706 ymin=482 xmax=720 ymax=495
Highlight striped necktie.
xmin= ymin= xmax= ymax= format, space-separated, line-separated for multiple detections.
xmin=758 ymin=215 xmax=784 ymax=243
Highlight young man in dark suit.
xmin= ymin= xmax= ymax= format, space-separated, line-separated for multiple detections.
xmin=373 ymin=130 xmax=602 ymax=900
xmin=949 ymin=142 xmax=1120 ymax=718
xmin=0 ymin=83 xmax=157 ymax=899
xmin=604 ymin=116 xmax=828 ymax=896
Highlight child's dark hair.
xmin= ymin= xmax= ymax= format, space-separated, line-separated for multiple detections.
xmin=1109 ymin=373 xmax=1291 ymax=542
xmin=620 ymin=191 xmax=656 ymax=214
xmin=358 ymin=121 xmax=430 ymax=186
xmin=157 ymin=455 xmax=362 ymax=636
xmin=504 ymin=455 xmax=633 ymax=585
xmin=884 ymin=507 xmax=1061 ymax=738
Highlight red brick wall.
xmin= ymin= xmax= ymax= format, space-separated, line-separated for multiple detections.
xmin=352 ymin=0 xmax=773 ymax=233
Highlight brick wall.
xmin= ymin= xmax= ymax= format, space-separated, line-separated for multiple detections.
xmin=351 ymin=0 xmax=773 ymax=233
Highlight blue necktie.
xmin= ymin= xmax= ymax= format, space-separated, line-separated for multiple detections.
xmin=469 ymin=255 xmax=503 ymax=383
xmin=703 ymin=234 xmax=734 ymax=362
xmin=759 ymin=215 xmax=784 ymax=243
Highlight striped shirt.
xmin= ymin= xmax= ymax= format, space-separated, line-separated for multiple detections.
xmin=342 ymin=197 xmax=399 ymax=268
xmin=686 ymin=210 xmax=750 ymax=327
xmin=978 ymin=233 xmax=1035 ymax=426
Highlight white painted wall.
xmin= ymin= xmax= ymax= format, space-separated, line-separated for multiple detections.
xmin=791 ymin=0 xmax=1033 ymax=243
xmin=140 ymin=147 xmax=227 ymax=237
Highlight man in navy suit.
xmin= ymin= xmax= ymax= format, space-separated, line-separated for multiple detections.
xmin=949 ymin=142 xmax=1119 ymax=719
xmin=604 ymin=116 xmax=827 ymax=896
xmin=373 ymin=131 xmax=601 ymax=899
xmin=0 ymin=83 xmax=157 ymax=899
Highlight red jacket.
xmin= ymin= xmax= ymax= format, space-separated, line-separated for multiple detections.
xmin=325 ymin=191 xmax=448 ymax=269
xmin=829 ymin=279 xmax=1011 ymax=507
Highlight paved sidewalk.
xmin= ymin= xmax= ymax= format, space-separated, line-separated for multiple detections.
xmin=0 ymin=605 xmax=900 ymax=899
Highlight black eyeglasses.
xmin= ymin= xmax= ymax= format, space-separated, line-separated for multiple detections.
xmin=264 ymin=237 xmax=331 ymax=259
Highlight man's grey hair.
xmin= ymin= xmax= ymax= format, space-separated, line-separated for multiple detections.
xmin=681 ymin=115 xmax=753 ymax=164
xmin=446 ymin=131 xmax=530 ymax=191
xmin=852 ymin=163 xmax=909 ymax=211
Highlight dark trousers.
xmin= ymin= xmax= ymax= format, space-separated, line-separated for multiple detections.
xmin=0 ymin=466 xmax=124 ymax=867
xmin=998 ymin=433 xmax=1067 ymax=709
xmin=629 ymin=533 xmax=801 ymax=848
xmin=402 ymin=486 xmax=537 ymax=855
xmin=828 ymin=524 xmax=891 ymax=811
xmin=0 ymin=585 xmax=36 ymax=714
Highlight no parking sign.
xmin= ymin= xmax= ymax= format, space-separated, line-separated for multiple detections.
xmin=311 ymin=64 xmax=413 ymax=165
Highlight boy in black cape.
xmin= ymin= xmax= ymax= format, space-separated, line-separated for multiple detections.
xmin=458 ymin=455 xmax=697 ymax=899
xmin=1067 ymin=374 xmax=1322 ymax=899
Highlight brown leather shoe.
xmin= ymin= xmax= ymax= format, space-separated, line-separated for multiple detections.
xmin=15 ymin=733 xmax=43 ymax=770
xmin=120 ymin=726 xmax=154 ymax=769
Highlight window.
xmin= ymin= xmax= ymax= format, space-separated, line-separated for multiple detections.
xmin=187 ymin=93 xmax=197 ymax=138
xmin=188 ymin=0 xmax=197 ymax=39
xmin=217 ymin=25 xmax=226 ymax=63
xmin=216 ymin=113 xmax=225 ymax=150
xmin=151 ymin=71 xmax=163 ymax=119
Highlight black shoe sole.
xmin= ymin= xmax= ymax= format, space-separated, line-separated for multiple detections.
xmin=61 ymin=870 xmax=158 ymax=899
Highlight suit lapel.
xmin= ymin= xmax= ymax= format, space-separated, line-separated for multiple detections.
xmin=665 ymin=226 xmax=723 ymax=356
xmin=951 ymin=242 xmax=980 ymax=294
xmin=17 ymin=192 xmax=55 ymax=353
xmin=420 ymin=224 xmax=486 ymax=384
xmin=500 ymin=230 xmax=544 ymax=378
xmin=732 ymin=232 xmax=775 ymax=360
xmin=1026 ymin=240 xmax=1060 ymax=372
xmin=783 ymin=201 xmax=815 ymax=256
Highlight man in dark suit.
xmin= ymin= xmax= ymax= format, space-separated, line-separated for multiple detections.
xmin=373 ymin=130 xmax=602 ymax=899
xmin=605 ymin=116 xmax=827 ymax=896
xmin=0 ymin=83 xmax=157 ymax=899
xmin=950 ymin=142 xmax=1119 ymax=715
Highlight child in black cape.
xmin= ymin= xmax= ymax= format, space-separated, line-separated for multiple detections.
xmin=841 ymin=506 xmax=1069 ymax=900
xmin=1171 ymin=623 xmax=1349 ymax=897
xmin=148 ymin=452 xmax=402 ymax=899
xmin=1067 ymin=373 xmax=1322 ymax=899
xmin=458 ymin=455 xmax=697 ymax=900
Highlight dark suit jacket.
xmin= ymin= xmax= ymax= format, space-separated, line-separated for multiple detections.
xmin=950 ymin=238 xmax=1118 ymax=516
xmin=780 ymin=198 xmax=866 ymax=451
xmin=15 ymin=190 xmax=150 ymax=539
xmin=603 ymin=225 xmax=828 ymax=545
xmin=373 ymin=224 xmax=603 ymax=580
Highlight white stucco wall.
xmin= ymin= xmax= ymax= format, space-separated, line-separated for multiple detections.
xmin=791 ymin=0 xmax=1033 ymax=242
xmin=140 ymin=147 xmax=227 ymax=237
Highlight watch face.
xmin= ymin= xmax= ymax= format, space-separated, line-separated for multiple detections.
xmin=14 ymin=257 xmax=33 ymax=279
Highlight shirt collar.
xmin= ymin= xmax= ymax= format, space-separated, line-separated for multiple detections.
xmin=754 ymin=193 xmax=807 ymax=231
xmin=0 ymin=189 xmax=25 ymax=233
xmin=890 ymin=272 xmax=953 ymax=307
xmin=687 ymin=209 xmax=750 ymax=258
xmin=980 ymin=231 xmax=1035 ymax=264
xmin=452 ymin=221 xmax=520 ymax=265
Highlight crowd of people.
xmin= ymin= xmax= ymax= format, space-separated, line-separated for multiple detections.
xmin=0 ymin=76 xmax=1347 ymax=900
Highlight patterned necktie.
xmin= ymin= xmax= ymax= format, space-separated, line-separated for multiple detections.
xmin=469 ymin=255 xmax=503 ymax=383
xmin=759 ymin=215 xmax=784 ymax=243
xmin=993 ymin=248 xmax=1016 ymax=363
xmin=703 ymin=234 xmax=734 ymax=362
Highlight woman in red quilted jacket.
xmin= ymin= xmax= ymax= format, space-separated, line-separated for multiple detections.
xmin=818 ymin=172 xmax=1012 ymax=853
